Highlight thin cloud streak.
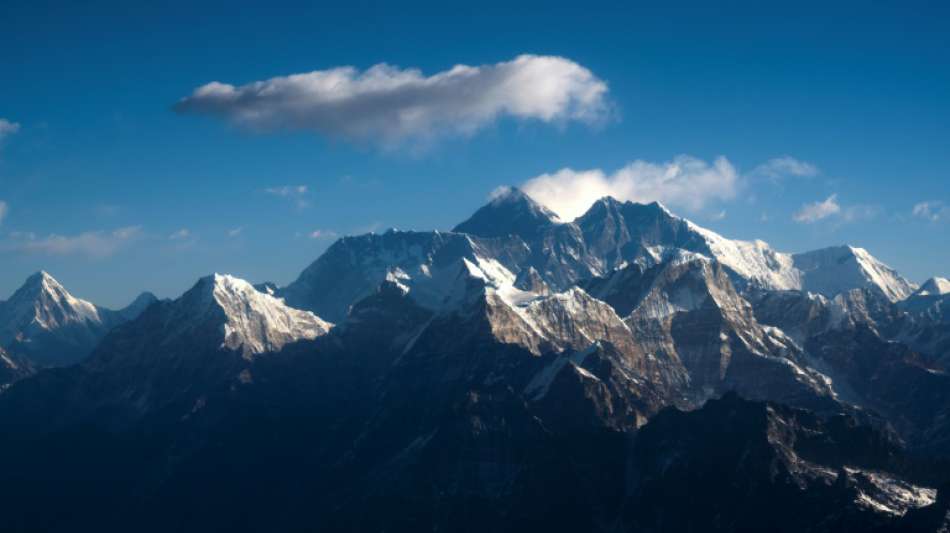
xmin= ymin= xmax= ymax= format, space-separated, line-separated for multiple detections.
xmin=752 ymin=156 xmax=819 ymax=181
xmin=265 ymin=185 xmax=308 ymax=197
xmin=265 ymin=185 xmax=310 ymax=209
xmin=5 ymin=226 xmax=143 ymax=258
xmin=308 ymin=229 xmax=338 ymax=240
xmin=913 ymin=201 xmax=949 ymax=222
xmin=168 ymin=228 xmax=191 ymax=240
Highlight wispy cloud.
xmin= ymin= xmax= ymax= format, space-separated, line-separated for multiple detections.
xmin=0 ymin=118 xmax=19 ymax=142
xmin=175 ymin=54 xmax=610 ymax=148
xmin=228 ymin=226 xmax=244 ymax=237
xmin=792 ymin=194 xmax=879 ymax=225
xmin=308 ymin=229 xmax=338 ymax=240
xmin=841 ymin=204 xmax=879 ymax=223
xmin=521 ymin=155 xmax=738 ymax=221
xmin=793 ymin=194 xmax=841 ymax=223
xmin=265 ymin=185 xmax=310 ymax=208
xmin=6 ymin=226 xmax=143 ymax=257
xmin=751 ymin=156 xmax=818 ymax=182
xmin=94 ymin=204 xmax=122 ymax=218
xmin=265 ymin=185 xmax=308 ymax=197
xmin=168 ymin=228 xmax=191 ymax=240
xmin=0 ymin=201 xmax=7 ymax=225
xmin=913 ymin=201 xmax=949 ymax=222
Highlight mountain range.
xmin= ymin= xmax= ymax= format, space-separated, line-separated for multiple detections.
xmin=1 ymin=188 xmax=949 ymax=532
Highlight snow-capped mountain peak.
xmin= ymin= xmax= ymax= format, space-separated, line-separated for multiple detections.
xmin=453 ymin=186 xmax=561 ymax=239
xmin=916 ymin=276 xmax=950 ymax=296
xmin=792 ymin=245 xmax=917 ymax=302
xmin=1 ymin=271 xmax=102 ymax=333
xmin=487 ymin=186 xmax=557 ymax=215
xmin=191 ymin=273 xmax=333 ymax=357
xmin=0 ymin=271 xmax=164 ymax=371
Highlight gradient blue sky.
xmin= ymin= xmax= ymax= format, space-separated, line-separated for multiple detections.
xmin=1 ymin=1 xmax=948 ymax=307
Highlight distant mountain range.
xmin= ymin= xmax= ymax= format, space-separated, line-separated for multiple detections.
xmin=1 ymin=189 xmax=949 ymax=532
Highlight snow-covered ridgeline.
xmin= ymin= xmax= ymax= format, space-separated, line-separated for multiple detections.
xmin=201 ymin=274 xmax=333 ymax=357
xmin=684 ymin=220 xmax=802 ymax=292
xmin=457 ymin=188 xmax=918 ymax=302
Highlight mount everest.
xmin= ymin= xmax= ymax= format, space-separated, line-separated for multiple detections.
xmin=0 ymin=188 xmax=948 ymax=533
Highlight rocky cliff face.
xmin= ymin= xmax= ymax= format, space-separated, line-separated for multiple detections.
xmin=586 ymin=256 xmax=836 ymax=411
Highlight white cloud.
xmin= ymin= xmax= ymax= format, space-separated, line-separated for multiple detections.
xmin=8 ymin=226 xmax=143 ymax=257
xmin=710 ymin=210 xmax=727 ymax=221
xmin=309 ymin=229 xmax=338 ymax=240
xmin=175 ymin=54 xmax=609 ymax=147
xmin=168 ymin=228 xmax=191 ymax=240
xmin=793 ymin=194 xmax=841 ymax=223
xmin=752 ymin=156 xmax=818 ymax=181
xmin=913 ymin=201 xmax=948 ymax=222
xmin=521 ymin=155 xmax=738 ymax=221
xmin=0 ymin=201 xmax=7 ymax=225
xmin=228 ymin=227 xmax=244 ymax=237
xmin=0 ymin=119 xmax=20 ymax=142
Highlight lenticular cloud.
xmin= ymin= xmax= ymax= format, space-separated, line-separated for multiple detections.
xmin=174 ymin=55 xmax=610 ymax=146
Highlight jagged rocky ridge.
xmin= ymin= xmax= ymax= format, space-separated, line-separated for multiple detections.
xmin=0 ymin=189 xmax=948 ymax=532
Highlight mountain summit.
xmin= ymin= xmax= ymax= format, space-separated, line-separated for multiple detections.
xmin=792 ymin=245 xmax=917 ymax=302
xmin=453 ymin=186 xmax=560 ymax=240
xmin=917 ymin=277 xmax=950 ymax=297
xmin=188 ymin=273 xmax=333 ymax=357
xmin=1 ymin=271 xmax=103 ymax=332
xmin=0 ymin=272 xmax=159 ymax=378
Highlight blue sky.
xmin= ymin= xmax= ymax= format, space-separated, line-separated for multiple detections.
xmin=1 ymin=1 xmax=948 ymax=307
